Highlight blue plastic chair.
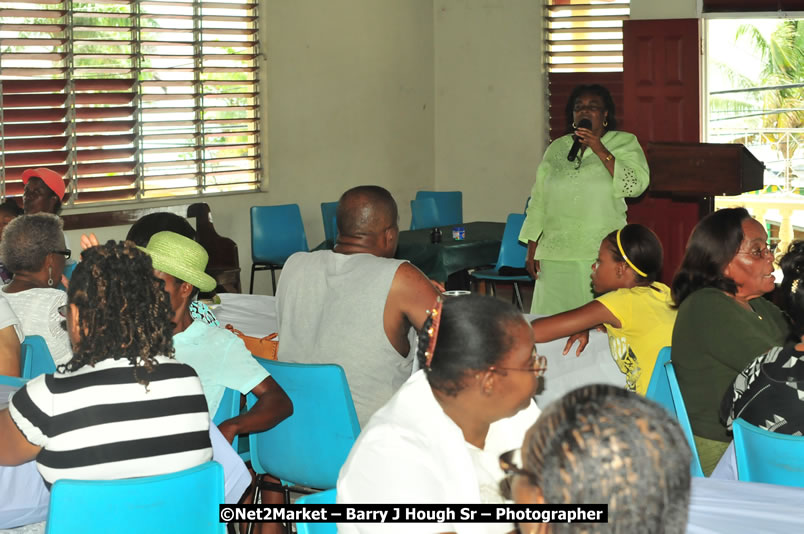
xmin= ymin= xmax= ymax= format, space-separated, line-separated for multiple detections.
xmin=471 ymin=213 xmax=533 ymax=310
xmin=409 ymin=198 xmax=441 ymax=230
xmin=645 ymin=346 xmax=674 ymax=415
xmin=250 ymin=204 xmax=309 ymax=294
xmin=320 ymin=201 xmax=339 ymax=245
xmin=664 ymin=361 xmax=705 ymax=477
xmin=247 ymin=359 xmax=360 ymax=507
xmin=0 ymin=374 xmax=27 ymax=388
xmin=645 ymin=347 xmax=705 ymax=477
xmin=733 ymin=418 xmax=804 ymax=487
xmin=21 ymin=335 xmax=56 ymax=379
xmin=212 ymin=386 xmax=242 ymax=452
xmin=295 ymin=489 xmax=337 ymax=534
xmin=415 ymin=191 xmax=462 ymax=226
xmin=46 ymin=461 xmax=225 ymax=534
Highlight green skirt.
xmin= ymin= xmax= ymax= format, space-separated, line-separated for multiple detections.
xmin=530 ymin=259 xmax=595 ymax=315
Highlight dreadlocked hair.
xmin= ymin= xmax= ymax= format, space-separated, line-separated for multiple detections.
xmin=61 ymin=240 xmax=175 ymax=386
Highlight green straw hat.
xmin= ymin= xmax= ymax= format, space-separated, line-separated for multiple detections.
xmin=140 ymin=231 xmax=216 ymax=292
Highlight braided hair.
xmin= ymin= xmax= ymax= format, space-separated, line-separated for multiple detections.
xmin=521 ymin=384 xmax=691 ymax=534
xmin=61 ymin=241 xmax=175 ymax=386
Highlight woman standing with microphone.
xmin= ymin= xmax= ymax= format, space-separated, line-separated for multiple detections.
xmin=521 ymin=84 xmax=650 ymax=315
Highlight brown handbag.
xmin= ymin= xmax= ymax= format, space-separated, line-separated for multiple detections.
xmin=224 ymin=324 xmax=278 ymax=360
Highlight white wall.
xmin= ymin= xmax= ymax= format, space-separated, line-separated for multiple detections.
xmin=64 ymin=0 xmax=548 ymax=294
xmin=433 ymin=0 xmax=545 ymax=222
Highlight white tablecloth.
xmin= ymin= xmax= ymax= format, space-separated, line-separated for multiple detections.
xmin=526 ymin=315 xmax=626 ymax=408
xmin=210 ymin=297 xmax=628 ymax=409
xmin=687 ymin=477 xmax=804 ymax=533
xmin=214 ymin=293 xmax=278 ymax=338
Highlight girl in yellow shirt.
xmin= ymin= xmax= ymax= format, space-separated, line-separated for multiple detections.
xmin=530 ymin=224 xmax=676 ymax=394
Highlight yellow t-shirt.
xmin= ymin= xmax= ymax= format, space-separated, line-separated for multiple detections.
xmin=595 ymin=282 xmax=677 ymax=395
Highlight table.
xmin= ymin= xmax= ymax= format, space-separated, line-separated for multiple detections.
xmin=212 ymin=296 xmax=628 ymax=409
xmin=214 ymin=293 xmax=279 ymax=337
xmin=687 ymin=477 xmax=804 ymax=533
xmin=527 ymin=315 xmax=626 ymax=408
xmin=395 ymin=221 xmax=505 ymax=281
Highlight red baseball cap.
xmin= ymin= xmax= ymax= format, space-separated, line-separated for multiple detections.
xmin=22 ymin=168 xmax=66 ymax=200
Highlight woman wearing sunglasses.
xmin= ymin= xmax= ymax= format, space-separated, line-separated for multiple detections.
xmin=338 ymin=294 xmax=543 ymax=534
xmin=506 ymin=384 xmax=691 ymax=534
xmin=0 ymin=213 xmax=72 ymax=366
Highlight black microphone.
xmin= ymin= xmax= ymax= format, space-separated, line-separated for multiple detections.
xmin=567 ymin=118 xmax=592 ymax=162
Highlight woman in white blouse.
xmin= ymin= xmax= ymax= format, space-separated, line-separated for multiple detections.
xmin=338 ymin=295 xmax=543 ymax=534
xmin=0 ymin=213 xmax=71 ymax=366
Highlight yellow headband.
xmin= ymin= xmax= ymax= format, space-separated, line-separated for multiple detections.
xmin=616 ymin=229 xmax=648 ymax=278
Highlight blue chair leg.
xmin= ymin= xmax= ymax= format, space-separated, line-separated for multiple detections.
xmin=250 ymin=265 xmax=257 ymax=294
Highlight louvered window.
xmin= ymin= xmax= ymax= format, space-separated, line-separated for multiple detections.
xmin=0 ymin=0 xmax=260 ymax=206
xmin=546 ymin=0 xmax=630 ymax=73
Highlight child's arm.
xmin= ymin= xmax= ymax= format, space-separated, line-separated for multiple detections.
xmin=531 ymin=300 xmax=620 ymax=343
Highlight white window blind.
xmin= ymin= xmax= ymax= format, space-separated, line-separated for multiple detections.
xmin=546 ymin=0 xmax=630 ymax=73
xmin=0 ymin=0 xmax=260 ymax=205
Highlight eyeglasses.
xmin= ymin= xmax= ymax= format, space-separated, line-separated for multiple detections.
xmin=51 ymin=249 xmax=71 ymax=259
xmin=573 ymin=104 xmax=604 ymax=113
xmin=489 ymin=349 xmax=547 ymax=377
xmin=736 ymin=246 xmax=773 ymax=260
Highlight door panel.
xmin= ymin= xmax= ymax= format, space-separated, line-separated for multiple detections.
xmin=623 ymin=18 xmax=702 ymax=284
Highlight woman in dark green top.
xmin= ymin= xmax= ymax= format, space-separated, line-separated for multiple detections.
xmin=671 ymin=207 xmax=790 ymax=475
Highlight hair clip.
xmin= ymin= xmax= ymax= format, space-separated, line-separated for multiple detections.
xmin=793 ymin=279 xmax=801 ymax=294
xmin=616 ymin=228 xmax=647 ymax=278
xmin=421 ymin=296 xmax=443 ymax=369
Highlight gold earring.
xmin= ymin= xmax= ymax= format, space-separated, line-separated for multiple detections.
xmin=572 ymin=121 xmax=577 ymax=129
xmin=603 ymin=119 xmax=608 ymax=127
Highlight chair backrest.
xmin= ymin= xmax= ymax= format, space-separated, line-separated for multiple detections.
xmin=250 ymin=205 xmax=309 ymax=264
xmin=247 ymin=359 xmax=360 ymax=490
xmin=295 ymin=489 xmax=337 ymax=534
xmin=495 ymin=213 xmax=528 ymax=270
xmin=320 ymin=201 xmax=339 ymax=244
xmin=409 ymin=198 xmax=441 ymax=230
xmin=21 ymin=335 xmax=56 ymax=379
xmin=645 ymin=346 xmax=674 ymax=415
xmin=212 ymin=387 xmax=242 ymax=451
xmin=415 ymin=191 xmax=462 ymax=226
xmin=664 ymin=361 xmax=705 ymax=478
xmin=0 ymin=374 xmax=27 ymax=388
xmin=733 ymin=418 xmax=804 ymax=487
xmin=46 ymin=461 xmax=225 ymax=534
xmin=645 ymin=347 xmax=704 ymax=477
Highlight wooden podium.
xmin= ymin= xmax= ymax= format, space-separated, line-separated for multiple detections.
xmin=627 ymin=142 xmax=765 ymax=285
xmin=646 ymin=142 xmax=765 ymax=197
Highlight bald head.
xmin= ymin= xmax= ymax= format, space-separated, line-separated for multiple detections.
xmin=336 ymin=186 xmax=398 ymax=237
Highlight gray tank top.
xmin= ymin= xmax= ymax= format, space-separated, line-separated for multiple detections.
xmin=276 ymin=250 xmax=414 ymax=427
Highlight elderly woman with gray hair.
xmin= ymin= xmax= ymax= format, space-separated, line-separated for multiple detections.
xmin=0 ymin=213 xmax=72 ymax=366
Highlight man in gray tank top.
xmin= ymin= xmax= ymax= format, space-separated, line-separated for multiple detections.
xmin=276 ymin=186 xmax=441 ymax=427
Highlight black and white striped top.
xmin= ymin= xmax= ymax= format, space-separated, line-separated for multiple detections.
xmin=9 ymin=356 xmax=212 ymax=488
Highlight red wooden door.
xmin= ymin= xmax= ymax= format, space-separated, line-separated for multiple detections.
xmin=622 ymin=18 xmax=703 ymax=284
